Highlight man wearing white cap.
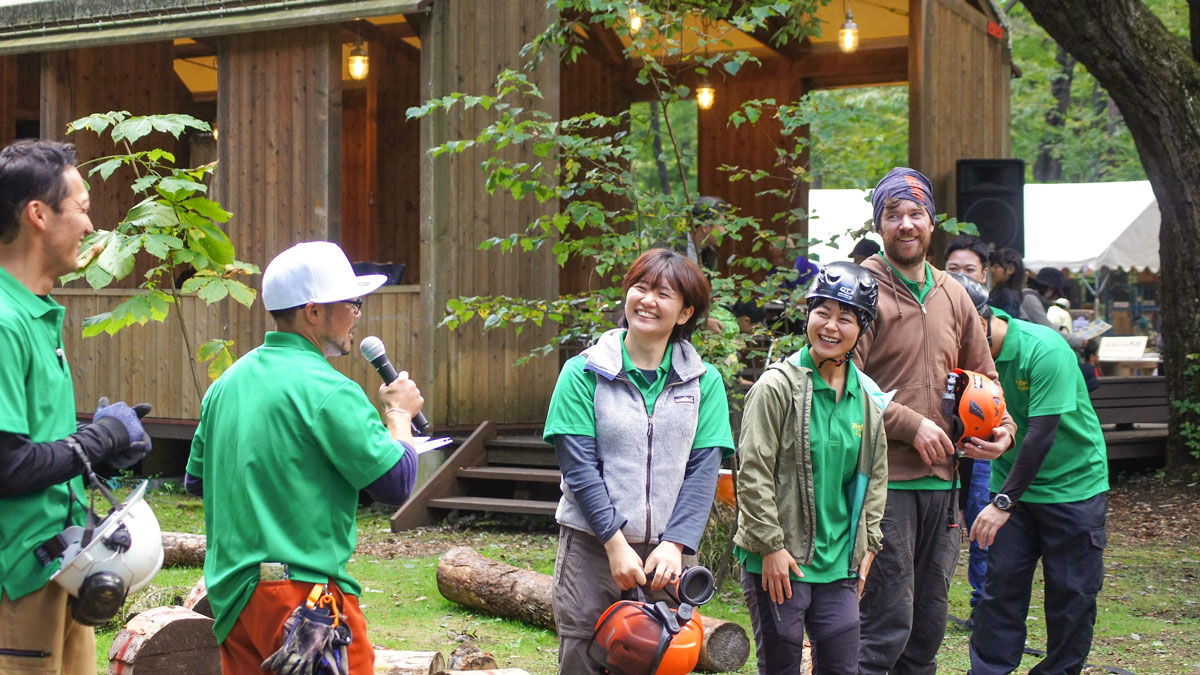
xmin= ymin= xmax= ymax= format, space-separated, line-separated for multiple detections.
xmin=185 ymin=241 xmax=423 ymax=674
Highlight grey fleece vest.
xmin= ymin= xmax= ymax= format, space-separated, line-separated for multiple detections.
xmin=555 ymin=329 xmax=708 ymax=544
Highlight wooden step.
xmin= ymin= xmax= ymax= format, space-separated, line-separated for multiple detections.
xmin=484 ymin=435 xmax=551 ymax=449
xmin=457 ymin=466 xmax=562 ymax=483
xmin=426 ymin=496 xmax=558 ymax=516
xmin=487 ymin=446 xmax=558 ymax=468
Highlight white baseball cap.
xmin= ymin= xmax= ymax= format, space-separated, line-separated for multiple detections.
xmin=261 ymin=241 xmax=387 ymax=311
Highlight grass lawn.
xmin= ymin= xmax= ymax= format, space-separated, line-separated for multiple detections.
xmin=96 ymin=473 xmax=1200 ymax=673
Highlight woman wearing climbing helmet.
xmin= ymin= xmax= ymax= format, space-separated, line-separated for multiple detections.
xmin=734 ymin=261 xmax=891 ymax=674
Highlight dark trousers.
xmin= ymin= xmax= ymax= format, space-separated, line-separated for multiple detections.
xmin=552 ymin=526 xmax=694 ymax=675
xmin=740 ymin=571 xmax=859 ymax=675
xmin=969 ymin=493 xmax=1107 ymax=675
xmin=858 ymin=489 xmax=961 ymax=675
xmin=963 ymin=459 xmax=993 ymax=607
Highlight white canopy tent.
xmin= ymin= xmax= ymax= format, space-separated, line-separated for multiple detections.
xmin=802 ymin=182 xmax=1159 ymax=274
xmin=1022 ymin=181 xmax=1158 ymax=273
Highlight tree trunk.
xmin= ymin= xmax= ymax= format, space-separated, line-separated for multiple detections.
xmin=649 ymin=100 xmax=673 ymax=195
xmin=374 ymin=649 xmax=446 ymax=675
xmin=1032 ymin=46 xmax=1074 ymax=182
xmin=435 ymin=547 xmax=750 ymax=673
xmin=107 ymin=606 xmax=220 ymax=674
xmin=436 ymin=546 xmax=555 ymax=629
xmin=1019 ymin=0 xmax=1200 ymax=469
xmin=161 ymin=531 xmax=207 ymax=568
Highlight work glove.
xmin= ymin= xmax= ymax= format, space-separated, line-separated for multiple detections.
xmin=319 ymin=623 xmax=352 ymax=675
xmin=92 ymin=397 xmax=153 ymax=470
xmin=261 ymin=605 xmax=337 ymax=675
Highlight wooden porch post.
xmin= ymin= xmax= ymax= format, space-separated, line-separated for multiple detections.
xmin=909 ymin=0 xmax=1012 ymax=262
xmin=419 ymin=1 xmax=561 ymax=426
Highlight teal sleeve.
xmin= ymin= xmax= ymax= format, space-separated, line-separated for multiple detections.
xmin=694 ymin=363 xmax=735 ymax=456
xmin=0 ymin=319 xmax=31 ymax=435
xmin=314 ymin=382 xmax=401 ymax=490
xmin=543 ymin=355 xmax=597 ymax=441
xmin=1026 ymin=343 xmax=1078 ymax=417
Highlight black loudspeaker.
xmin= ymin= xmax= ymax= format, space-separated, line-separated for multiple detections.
xmin=956 ymin=159 xmax=1025 ymax=254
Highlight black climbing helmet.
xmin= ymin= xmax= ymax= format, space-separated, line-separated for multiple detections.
xmin=805 ymin=261 xmax=879 ymax=330
xmin=947 ymin=272 xmax=992 ymax=318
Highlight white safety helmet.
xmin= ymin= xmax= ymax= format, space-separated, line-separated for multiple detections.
xmin=50 ymin=481 xmax=165 ymax=626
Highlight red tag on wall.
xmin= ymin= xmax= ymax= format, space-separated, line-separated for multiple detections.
xmin=987 ymin=21 xmax=1004 ymax=39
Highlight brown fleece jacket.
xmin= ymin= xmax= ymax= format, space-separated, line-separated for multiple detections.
xmin=855 ymin=255 xmax=1017 ymax=482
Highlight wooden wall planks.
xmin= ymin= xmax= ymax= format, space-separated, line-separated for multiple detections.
xmin=420 ymin=0 xmax=560 ymax=425
xmin=58 ymin=287 xmax=422 ymax=420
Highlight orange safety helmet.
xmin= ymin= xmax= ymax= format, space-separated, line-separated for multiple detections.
xmin=588 ymin=566 xmax=714 ymax=675
xmin=943 ymin=368 xmax=1007 ymax=446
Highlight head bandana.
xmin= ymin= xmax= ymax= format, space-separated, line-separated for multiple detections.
xmin=871 ymin=167 xmax=935 ymax=231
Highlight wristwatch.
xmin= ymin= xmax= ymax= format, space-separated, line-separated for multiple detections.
xmin=992 ymin=493 xmax=1013 ymax=512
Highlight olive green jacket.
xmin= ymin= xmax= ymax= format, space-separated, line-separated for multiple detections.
xmin=733 ymin=357 xmax=890 ymax=574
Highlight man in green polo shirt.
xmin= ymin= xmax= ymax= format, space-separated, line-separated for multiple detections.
xmin=0 ymin=140 xmax=154 ymax=674
xmin=185 ymin=241 xmax=423 ymax=674
xmin=949 ymin=274 xmax=1109 ymax=675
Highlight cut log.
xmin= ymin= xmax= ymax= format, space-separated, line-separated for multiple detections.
xmin=435 ymin=546 xmax=554 ymax=630
xmin=436 ymin=547 xmax=750 ymax=673
xmin=161 ymin=531 xmax=207 ymax=568
xmin=107 ymin=605 xmax=219 ymax=674
xmin=446 ymin=640 xmax=498 ymax=670
xmin=696 ymin=615 xmax=751 ymax=673
xmin=181 ymin=576 xmax=212 ymax=619
xmin=374 ymin=649 xmax=446 ymax=675
xmin=433 ymin=670 xmax=530 ymax=675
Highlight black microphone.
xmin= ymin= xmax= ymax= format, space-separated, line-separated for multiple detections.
xmin=359 ymin=335 xmax=429 ymax=434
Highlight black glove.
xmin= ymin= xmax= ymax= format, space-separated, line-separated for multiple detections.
xmin=92 ymin=397 xmax=153 ymax=470
xmin=261 ymin=605 xmax=337 ymax=675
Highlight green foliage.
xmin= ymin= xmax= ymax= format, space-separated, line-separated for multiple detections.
xmin=63 ymin=111 xmax=258 ymax=383
xmin=1170 ymin=353 xmax=1200 ymax=466
xmin=805 ymin=85 xmax=909 ymax=189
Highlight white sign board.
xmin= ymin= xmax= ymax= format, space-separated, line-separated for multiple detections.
xmin=1098 ymin=336 xmax=1148 ymax=361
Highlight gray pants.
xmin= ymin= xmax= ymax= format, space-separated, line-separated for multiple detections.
xmin=741 ymin=570 xmax=860 ymax=675
xmin=858 ymin=489 xmax=961 ymax=675
xmin=552 ymin=526 xmax=695 ymax=675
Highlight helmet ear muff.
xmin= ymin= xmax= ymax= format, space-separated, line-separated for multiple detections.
xmin=69 ymin=571 xmax=128 ymax=626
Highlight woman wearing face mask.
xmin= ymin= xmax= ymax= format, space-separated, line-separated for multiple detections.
xmin=543 ymin=248 xmax=735 ymax=674
xmin=734 ymin=261 xmax=890 ymax=675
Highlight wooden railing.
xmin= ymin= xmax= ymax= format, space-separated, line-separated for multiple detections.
xmin=58 ymin=286 xmax=422 ymax=423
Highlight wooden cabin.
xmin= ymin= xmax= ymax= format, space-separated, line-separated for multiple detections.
xmin=0 ymin=0 xmax=1011 ymax=451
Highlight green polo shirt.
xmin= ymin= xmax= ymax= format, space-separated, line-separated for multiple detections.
xmin=878 ymin=253 xmax=934 ymax=303
xmin=187 ymin=331 xmax=403 ymax=642
xmin=735 ymin=347 xmax=862 ymax=583
xmin=543 ymin=332 xmax=734 ymax=456
xmin=0 ymin=267 xmax=83 ymax=601
xmin=989 ymin=310 xmax=1109 ymax=503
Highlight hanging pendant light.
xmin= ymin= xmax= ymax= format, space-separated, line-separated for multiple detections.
xmin=697 ymin=84 xmax=716 ymax=110
xmin=838 ymin=3 xmax=860 ymax=54
xmin=348 ymin=40 xmax=369 ymax=80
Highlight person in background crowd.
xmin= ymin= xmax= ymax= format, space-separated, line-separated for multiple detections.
xmin=850 ymin=238 xmax=881 ymax=265
xmin=543 ymin=248 xmax=735 ymax=674
xmin=687 ymin=196 xmax=729 ymax=271
xmin=959 ymin=281 xmax=1109 ymax=675
xmin=1047 ymin=297 xmax=1073 ymax=336
xmin=943 ymin=237 xmax=995 ymax=614
xmin=735 ymin=262 xmax=889 ymax=675
xmin=854 ymin=167 xmax=1015 ymax=675
xmin=986 ymin=247 xmax=1024 ymax=318
xmin=0 ymin=139 xmax=155 ymax=675
xmin=1022 ymin=267 xmax=1085 ymax=349
xmin=944 ymin=234 xmax=990 ymax=284
xmin=1079 ymin=340 xmax=1102 ymax=392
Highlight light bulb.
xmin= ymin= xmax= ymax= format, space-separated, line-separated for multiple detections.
xmin=697 ymin=85 xmax=715 ymax=110
xmin=629 ymin=8 xmax=643 ymax=33
xmin=348 ymin=43 xmax=369 ymax=80
xmin=838 ymin=12 xmax=859 ymax=54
